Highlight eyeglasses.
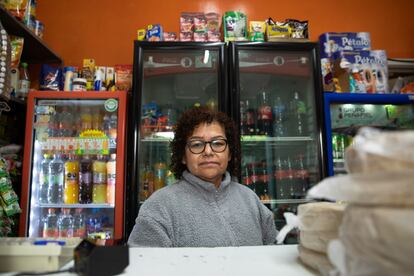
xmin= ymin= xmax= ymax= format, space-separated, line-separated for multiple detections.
xmin=186 ymin=138 xmax=228 ymax=154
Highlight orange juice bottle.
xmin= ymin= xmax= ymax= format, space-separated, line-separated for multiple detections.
xmin=92 ymin=155 xmax=107 ymax=203
xmin=81 ymin=107 xmax=92 ymax=131
xmin=64 ymin=154 xmax=79 ymax=204
xmin=106 ymin=154 xmax=116 ymax=205
xmin=153 ymin=161 xmax=166 ymax=191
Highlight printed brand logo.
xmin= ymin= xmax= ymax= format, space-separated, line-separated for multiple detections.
xmin=341 ymin=37 xmax=370 ymax=48
xmin=105 ymin=99 xmax=118 ymax=112
xmin=354 ymin=55 xmax=385 ymax=65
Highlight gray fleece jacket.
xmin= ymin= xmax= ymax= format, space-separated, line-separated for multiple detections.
xmin=128 ymin=170 xmax=278 ymax=247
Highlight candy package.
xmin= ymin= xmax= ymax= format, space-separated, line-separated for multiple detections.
xmin=39 ymin=64 xmax=63 ymax=91
xmin=223 ymin=11 xmax=247 ymax=42
xmin=114 ymin=64 xmax=132 ymax=91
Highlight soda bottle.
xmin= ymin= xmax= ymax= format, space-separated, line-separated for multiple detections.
xmin=102 ymin=113 xmax=111 ymax=136
xmin=80 ymin=107 xmax=92 ymax=131
xmin=245 ymin=100 xmax=256 ymax=135
xmin=39 ymin=153 xmax=51 ymax=204
xmin=58 ymin=208 xmax=74 ymax=238
xmin=240 ymin=100 xmax=247 ymax=135
xmin=92 ymin=155 xmax=107 ymax=203
xmin=259 ymin=160 xmax=270 ymax=200
xmin=17 ymin=62 xmax=30 ymax=100
xmin=249 ymin=162 xmax=259 ymax=194
xmin=285 ymin=157 xmax=295 ymax=199
xmin=64 ymin=154 xmax=79 ymax=204
xmin=92 ymin=107 xmax=102 ymax=130
xmin=163 ymin=105 xmax=177 ymax=131
xmin=48 ymin=108 xmax=60 ymax=137
xmin=274 ymin=156 xmax=286 ymax=199
xmin=42 ymin=208 xmax=58 ymax=238
xmin=140 ymin=164 xmax=154 ymax=201
xmin=109 ymin=113 xmax=118 ymax=139
xmin=257 ymin=89 xmax=273 ymax=136
xmin=165 ymin=170 xmax=176 ymax=186
xmin=294 ymin=154 xmax=309 ymax=197
xmin=288 ymin=92 xmax=306 ymax=136
xmin=272 ymin=96 xmax=286 ymax=137
xmin=48 ymin=153 xmax=64 ymax=204
xmin=153 ymin=160 xmax=166 ymax=191
xmin=59 ymin=106 xmax=73 ymax=137
xmin=106 ymin=153 xmax=116 ymax=205
xmin=79 ymin=154 xmax=93 ymax=203
xmin=73 ymin=208 xmax=86 ymax=238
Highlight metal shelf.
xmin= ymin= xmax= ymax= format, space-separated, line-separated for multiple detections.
xmin=260 ymin=198 xmax=311 ymax=204
xmin=37 ymin=203 xmax=114 ymax=209
xmin=0 ymin=7 xmax=62 ymax=64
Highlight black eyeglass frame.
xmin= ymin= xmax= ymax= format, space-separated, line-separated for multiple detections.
xmin=186 ymin=138 xmax=228 ymax=154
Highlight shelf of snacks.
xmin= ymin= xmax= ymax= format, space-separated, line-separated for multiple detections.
xmin=0 ymin=6 xmax=62 ymax=63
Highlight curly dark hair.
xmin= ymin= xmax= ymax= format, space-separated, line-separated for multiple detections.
xmin=170 ymin=106 xmax=240 ymax=179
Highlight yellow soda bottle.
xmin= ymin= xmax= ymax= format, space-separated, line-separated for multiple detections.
xmin=106 ymin=154 xmax=116 ymax=205
xmin=64 ymin=154 xmax=79 ymax=204
xmin=92 ymin=155 xmax=107 ymax=203
xmin=153 ymin=161 xmax=166 ymax=191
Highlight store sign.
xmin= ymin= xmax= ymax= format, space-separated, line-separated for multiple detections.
xmin=330 ymin=104 xmax=387 ymax=128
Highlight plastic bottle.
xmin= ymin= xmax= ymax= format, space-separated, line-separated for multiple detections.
xmin=274 ymin=156 xmax=286 ymax=200
xmin=109 ymin=113 xmax=118 ymax=139
xmin=92 ymin=107 xmax=102 ymax=130
xmin=259 ymin=160 xmax=270 ymax=200
xmin=58 ymin=208 xmax=74 ymax=238
xmin=102 ymin=113 xmax=110 ymax=136
xmin=272 ymin=96 xmax=286 ymax=137
xmin=38 ymin=153 xmax=51 ymax=204
xmin=73 ymin=208 xmax=86 ymax=238
xmin=294 ymin=154 xmax=309 ymax=197
xmin=163 ymin=105 xmax=177 ymax=131
xmin=240 ymin=100 xmax=247 ymax=135
xmin=64 ymin=66 xmax=74 ymax=91
xmin=106 ymin=154 xmax=116 ymax=205
xmin=288 ymin=92 xmax=306 ymax=136
xmin=17 ymin=62 xmax=30 ymax=100
xmin=140 ymin=164 xmax=154 ymax=201
xmin=257 ymin=89 xmax=273 ymax=136
xmin=79 ymin=154 xmax=93 ymax=204
xmin=92 ymin=155 xmax=107 ymax=203
xmin=48 ymin=153 xmax=64 ymax=204
xmin=245 ymin=100 xmax=256 ymax=135
xmin=153 ymin=160 xmax=166 ymax=191
xmin=64 ymin=154 xmax=79 ymax=204
xmin=42 ymin=208 xmax=58 ymax=238
xmin=80 ymin=107 xmax=92 ymax=131
xmin=59 ymin=106 xmax=74 ymax=137
xmin=285 ymin=157 xmax=295 ymax=199
xmin=48 ymin=108 xmax=60 ymax=137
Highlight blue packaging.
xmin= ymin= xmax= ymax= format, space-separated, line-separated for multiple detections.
xmin=333 ymin=50 xmax=388 ymax=93
xmin=319 ymin=32 xmax=371 ymax=91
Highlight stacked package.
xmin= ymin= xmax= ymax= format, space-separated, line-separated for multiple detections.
xmin=180 ymin=12 xmax=221 ymax=42
xmin=296 ymin=202 xmax=346 ymax=275
xmin=307 ymin=127 xmax=414 ymax=276
xmin=319 ymin=32 xmax=389 ymax=94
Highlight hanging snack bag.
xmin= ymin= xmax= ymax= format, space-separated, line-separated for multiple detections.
xmin=10 ymin=36 xmax=24 ymax=69
xmin=223 ymin=11 xmax=247 ymax=42
xmin=40 ymin=64 xmax=63 ymax=91
xmin=3 ymin=0 xmax=28 ymax=20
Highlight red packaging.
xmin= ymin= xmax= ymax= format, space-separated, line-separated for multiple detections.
xmin=114 ymin=65 xmax=132 ymax=91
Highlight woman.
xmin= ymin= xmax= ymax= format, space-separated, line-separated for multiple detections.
xmin=128 ymin=106 xmax=277 ymax=247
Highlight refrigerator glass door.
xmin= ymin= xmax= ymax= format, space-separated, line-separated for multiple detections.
xmin=137 ymin=48 xmax=221 ymax=202
xmin=236 ymin=48 xmax=323 ymax=237
xmin=329 ymin=102 xmax=414 ymax=175
xmin=28 ymin=98 xmax=119 ymax=239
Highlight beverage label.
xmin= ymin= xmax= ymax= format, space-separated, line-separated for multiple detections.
xmin=81 ymin=172 xmax=92 ymax=183
xmin=43 ymin=228 xmax=58 ymax=238
xmin=74 ymin=227 xmax=86 ymax=238
xmin=50 ymin=174 xmax=64 ymax=185
xmin=93 ymin=173 xmax=107 ymax=184
xmin=258 ymin=105 xmax=272 ymax=120
xmin=59 ymin=228 xmax=73 ymax=238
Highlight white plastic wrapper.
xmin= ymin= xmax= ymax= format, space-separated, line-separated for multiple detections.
xmin=345 ymin=127 xmax=414 ymax=174
xmin=328 ymin=205 xmax=414 ymax=276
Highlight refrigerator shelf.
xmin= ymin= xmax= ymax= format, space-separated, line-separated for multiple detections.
xmin=261 ymin=198 xmax=312 ymax=205
xmin=241 ymin=135 xmax=314 ymax=142
xmin=36 ymin=203 xmax=115 ymax=209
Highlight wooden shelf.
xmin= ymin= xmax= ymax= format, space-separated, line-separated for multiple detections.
xmin=0 ymin=6 xmax=62 ymax=64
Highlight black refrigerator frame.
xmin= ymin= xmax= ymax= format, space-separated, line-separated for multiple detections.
xmin=125 ymin=42 xmax=228 ymax=239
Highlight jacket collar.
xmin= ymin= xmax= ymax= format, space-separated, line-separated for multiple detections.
xmin=182 ymin=170 xmax=231 ymax=193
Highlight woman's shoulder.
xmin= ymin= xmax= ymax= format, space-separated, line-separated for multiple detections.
xmin=229 ymin=181 xmax=261 ymax=200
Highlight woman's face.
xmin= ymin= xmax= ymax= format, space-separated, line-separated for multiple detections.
xmin=182 ymin=121 xmax=231 ymax=187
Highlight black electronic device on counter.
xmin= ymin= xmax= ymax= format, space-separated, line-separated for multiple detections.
xmin=74 ymin=239 xmax=129 ymax=276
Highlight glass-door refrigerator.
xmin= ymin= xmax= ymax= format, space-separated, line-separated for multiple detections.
xmin=229 ymin=42 xmax=327 ymax=241
xmin=19 ymin=91 xmax=127 ymax=241
xmin=324 ymin=92 xmax=414 ymax=176
xmin=126 ymin=42 xmax=227 ymax=237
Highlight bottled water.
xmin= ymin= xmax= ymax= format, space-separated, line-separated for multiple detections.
xmin=38 ymin=154 xmax=51 ymax=204
xmin=48 ymin=153 xmax=64 ymax=204
xmin=73 ymin=208 xmax=86 ymax=238
xmin=58 ymin=208 xmax=73 ymax=238
xmin=42 ymin=208 xmax=58 ymax=238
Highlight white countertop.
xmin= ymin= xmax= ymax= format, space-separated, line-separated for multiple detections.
xmin=121 ymin=244 xmax=314 ymax=276
xmin=1 ymin=244 xmax=315 ymax=276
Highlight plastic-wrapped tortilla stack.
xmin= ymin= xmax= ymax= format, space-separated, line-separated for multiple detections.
xmin=297 ymin=202 xmax=346 ymax=276
xmin=307 ymin=127 xmax=414 ymax=276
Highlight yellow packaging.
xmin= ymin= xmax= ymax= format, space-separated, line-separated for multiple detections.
xmin=82 ymin=59 xmax=95 ymax=90
xmin=64 ymin=157 xmax=79 ymax=204
xmin=267 ymin=24 xmax=291 ymax=40
xmin=137 ymin=29 xmax=146 ymax=41
xmin=105 ymin=67 xmax=115 ymax=91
